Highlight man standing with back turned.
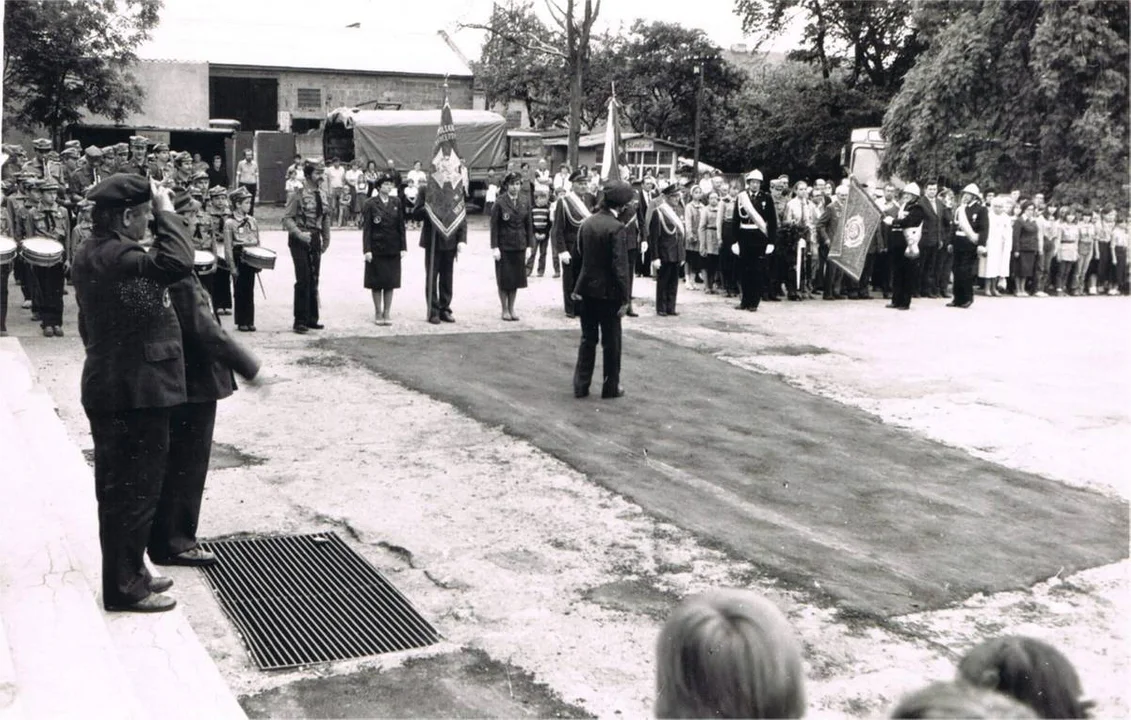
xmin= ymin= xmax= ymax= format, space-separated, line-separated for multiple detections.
xmin=571 ymin=180 xmax=635 ymax=400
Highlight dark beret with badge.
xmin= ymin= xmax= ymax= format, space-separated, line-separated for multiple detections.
xmin=86 ymin=173 xmax=152 ymax=208
xmin=569 ymin=170 xmax=587 ymax=183
xmin=661 ymin=183 xmax=681 ymax=197
xmin=602 ymin=180 xmax=635 ymax=208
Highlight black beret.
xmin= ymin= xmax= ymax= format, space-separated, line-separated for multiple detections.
xmin=377 ymin=172 xmax=398 ymax=186
xmin=661 ymin=183 xmax=681 ymax=197
xmin=502 ymin=171 xmax=523 ymax=187
xmin=602 ymin=180 xmax=635 ymax=207
xmin=86 ymin=173 xmax=152 ymax=207
xmin=569 ymin=170 xmax=587 ymax=183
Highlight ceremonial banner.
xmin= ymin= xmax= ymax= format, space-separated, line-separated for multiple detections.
xmin=424 ymin=95 xmax=466 ymax=239
xmin=828 ymin=177 xmax=882 ymax=282
xmin=599 ymin=94 xmax=624 ymax=183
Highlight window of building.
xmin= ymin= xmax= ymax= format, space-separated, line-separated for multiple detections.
xmin=624 ymin=148 xmax=675 ymax=179
xmin=297 ymin=88 xmax=322 ymax=111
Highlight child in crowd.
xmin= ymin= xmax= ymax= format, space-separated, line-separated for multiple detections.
xmin=403 ymin=178 xmax=419 ymax=230
xmin=890 ymin=681 xmax=1037 ymax=718
xmin=957 ymin=636 xmax=1093 ymax=719
xmin=526 ymin=188 xmax=554 ymax=278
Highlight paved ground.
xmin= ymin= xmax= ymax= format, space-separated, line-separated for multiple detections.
xmin=12 ymin=214 xmax=1131 ymax=718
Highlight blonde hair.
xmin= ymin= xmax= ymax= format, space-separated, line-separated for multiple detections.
xmin=890 ymin=681 xmax=1037 ymax=718
xmin=655 ymin=590 xmax=805 ymax=719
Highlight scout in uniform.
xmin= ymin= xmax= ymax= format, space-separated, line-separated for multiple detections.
xmin=123 ymin=136 xmax=150 ymax=176
xmin=649 ymin=183 xmax=687 ymax=316
xmin=147 ymin=143 xmax=173 ymax=185
xmin=224 ymin=187 xmax=262 ymax=331
xmin=571 ymin=180 xmax=634 ymax=399
xmin=70 ymin=200 xmax=94 ymax=260
xmin=71 ymin=174 xmax=195 ymax=612
xmin=206 ymin=186 xmax=233 ymax=316
xmin=731 ymin=170 xmax=777 ymax=311
xmin=551 ymin=170 xmax=592 ymax=318
xmin=22 ymin=138 xmax=59 ymax=180
xmin=31 ymin=179 xmax=71 ymax=335
xmin=150 ymin=192 xmax=262 ymax=570
xmin=282 ymin=160 xmax=331 ymax=333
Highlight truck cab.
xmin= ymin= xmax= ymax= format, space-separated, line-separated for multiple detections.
xmin=841 ymin=127 xmax=887 ymax=190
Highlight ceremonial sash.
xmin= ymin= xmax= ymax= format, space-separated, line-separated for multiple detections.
xmin=561 ymin=193 xmax=591 ymax=226
xmin=657 ymin=202 xmax=684 ymax=237
xmin=737 ymin=191 xmax=767 ymax=233
xmin=956 ymin=203 xmax=979 ymax=243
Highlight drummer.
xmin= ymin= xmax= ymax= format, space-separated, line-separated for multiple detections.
xmin=223 ymin=187 xmax=261 ymax=331
xmin=206 ymin=186 xmax=233 ymax=316
xmin=184 ymin=187 xmax=217 ymax=298
xmin=19 ymin=178 xmax=44 ymax=318
xmin=31 ymin=178 xmax=71 ymax=336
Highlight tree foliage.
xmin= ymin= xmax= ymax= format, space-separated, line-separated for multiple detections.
xmin=881 ymin=0 xmax=1129 ymax=206
xmin=3 ymin=0 xmax=162 ymax=143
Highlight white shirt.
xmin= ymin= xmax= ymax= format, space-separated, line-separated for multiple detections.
xmin=325 ymin=165 xmax=346 ymax=189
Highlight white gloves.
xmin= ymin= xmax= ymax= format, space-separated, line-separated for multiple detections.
xmin=457 ymin=241 xmax=467 ymax=254
xmin=765 ymin=244 xmax=775 ymax=255
xmin=651 ymin=258 xmax=662 ymax=270
xmin=400 ymin=250 xmax=407 ymax=258
xmin=641 ymin=241 xmax=649 ymax=254
xmin=364 ymin=252 xmax=373 ymax=263
xmin=492 ymin=248 xmax=502 ymax=261
xmin=559 ymin=251 xmax=571 ymax=265
xmin=732 ymin=243 xmax=740 ymax=256
xmin=882 ymin=216 xmax=893 ymax=225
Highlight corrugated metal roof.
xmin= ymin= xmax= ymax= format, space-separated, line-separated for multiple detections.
xmin=137 ymin=22 xmax=472 ymax=77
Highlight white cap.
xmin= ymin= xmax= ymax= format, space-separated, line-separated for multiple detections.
xmin=962 ymin=183 xmax=982 ymax=199
xmin=902 ymin=182 xmax=921 ymax=197
xmin=745 ymin=170 xmax=763 ymax=182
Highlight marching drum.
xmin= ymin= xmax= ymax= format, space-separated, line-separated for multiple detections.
xmin=0 ymin=236 xmax=17 ymax=265
xmin=241 ymin=246 xmax=277 ymax=271
xmin=20 ymin=237 xmax=65 ymax=267
xmin=194 ymin=250 xmax=217 ymax=275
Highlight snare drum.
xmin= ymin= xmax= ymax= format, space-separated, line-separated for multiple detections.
xmin=20 ymin=237 xmax=65 ymax=267
xmin=0 ymin=236 xmax=17 ymax=265
xmin=241 ymin=246 xmax=277 ymax=271
xmin=194 ymin=250 xmax=217 ymax=275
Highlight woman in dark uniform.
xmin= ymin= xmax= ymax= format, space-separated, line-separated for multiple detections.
xmin=490 ymin=172 xmax=534 ymax=321
xmin=362 ymin=173 xmax=407 ymax=325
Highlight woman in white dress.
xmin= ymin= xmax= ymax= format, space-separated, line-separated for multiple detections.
xmin=980 ymin=196 xmax=1013 ymax=296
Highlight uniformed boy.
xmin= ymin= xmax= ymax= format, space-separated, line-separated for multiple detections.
xmin=31 ymin=179 xmax=71 ymax=336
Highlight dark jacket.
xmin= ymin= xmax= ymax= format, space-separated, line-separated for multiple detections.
xmin=168 ymin=274 xmax=260 ymax=404
xmin=361 ymin=194 xmax=406 ymax=256
xmin=648 ymin=201 xmax=687 ymax=263
xmin=73 ymin=211 xmax=195 ymax=412
xmin=953 ymin=202 xmax=989 ymax=251
xmin=731 ymin=190 xmax=777 ymax=256
xmin=414 ymin=186 xmax=466 ymax=251
xmin=550 ymin=193 xmax=590 ymax=256
xmin=573 ymin=211 xmax=630 ymax=304
xmin=890 ymin=202 xmax=926 ymax=253
xmin=1012 ymin=217 xmax=1041 ymax=254
xmin=918 ymin=196 xmax=952 ymax=249
xmin=282 ymin=179 xmax=331 ymax=248
xmin=490 ymin=192 xmax=533 ymax=252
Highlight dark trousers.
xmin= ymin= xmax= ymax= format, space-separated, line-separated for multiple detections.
xmin=212 ymin=266 xmax=232 ymax=310
xmin=873 ymin=252 xmax=893 ymax=295
xmin=738 ymin=254 xmax=763 ymax=309
xmin=821 ymin=249 xmax=844 ymax=299
xmin=232 ymin=247 xmax=258 ymax=327
xmin=933 ymin=245 xmax=953 ymax=296
xmin=1116 ymin=246 xmax=1129 ymax=294
xmin=149 ymin=401 xmax=216 ymax=560
xmin=525 ymin=237 xmax=557 ymax=276
xmin=14 ymin=256 xmax=33 ymax=301
xmin=289 ymin=238 xmax=322 ymax=327
xmin=86 ymin=406 xmax=172 ymax=605
xmin=625 ymin=256 xmax=637 ymax=303
xmin=561 ymin=253 xmax=578 ymax=316
xmin=573 ymin=298 xmax=622 ymax=397
xmin=917 ymin=244 xmax=940 ymax=296
xmin=0 ymin=263 xmax=9 ymax=331
xmin=656 ymin=261 xmax=680 ymax=314
xmin=855 ymin=254 xmax=876 ymax=297
xmin=952 ymin=248 xmax=977 ymax=305
xmin=240 ymin=183 xmax=258 ymax=216
xmin=1096 ymin=242 xmax=1114 ymax=288
xmin=33 ymin=263 xmax=65 ymax=326
xmin=703 ymin=253 xmax=720 ymax=291
xmin=766 ymin=248 xmax=784 ymax=299
xmin=891 ymin=250 xmax=919 ymax=308
xmin=424 ymin=244 xmax=456 ymax=317
xmin=719 ymin=229 xmax=738 ymax=294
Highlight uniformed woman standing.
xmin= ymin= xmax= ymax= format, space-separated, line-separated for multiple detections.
xmin=362 ymin=173 xmax=407 ymax=325
xmin=224 ymin=187 xmax=260 ymax=331
xmin=490 ymin=172 xmax=534 ymax=321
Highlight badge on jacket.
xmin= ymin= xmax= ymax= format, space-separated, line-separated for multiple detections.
xmin=503 ymin=212 xmax=511 ymax=221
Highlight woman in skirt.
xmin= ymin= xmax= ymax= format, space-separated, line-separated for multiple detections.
xmin=683 ymin=185 xmax=703 ymax=290
xmin=362 ymin=173 xmax=407 ymax=325
xmin=490 ymin=172 xmax=533 ymax=321
xmin=699 ymin=191 xmax=723 ymax=293
xmin=224 ymin=187 xmax=261 ymax=331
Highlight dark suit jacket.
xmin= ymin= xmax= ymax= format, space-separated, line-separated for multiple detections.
xmin=414 ymin=186 xmax=466 ymax=251
xmin=73 ymin=211 xmax=195 ymax=412
xmin=550 ymin=194 xmax=589 ymax=256
xmin=168 ymin=274 xmax=260 ymax=404
xmin=573 ymin=211 xmax=630 ymax=304
xmin=731 ymin=190 xmax=777 ymax=256
xmin=361 ymin=195 xmax=406 ymax=256
xmin=918 ymin=196 xmax=952 ymax=249
xmin=490 ymin=192 xmax=533 ymax=251
xmin=648 ymin=201 xmax=687 ymax=263
xmin=953 ymin=203 xmax=989 ymax=251
xmin=890 ymin=202 xmax=926 ymax=253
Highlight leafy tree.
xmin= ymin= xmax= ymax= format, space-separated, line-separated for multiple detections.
xmin=3 ymin=0 xmax=162 ymax=146
xmin=881 ymin=0 xmax=1129 ymax=206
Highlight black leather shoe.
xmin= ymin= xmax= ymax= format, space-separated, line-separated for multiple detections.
xmin=601 ymin=388 xmax=626 ymax=399
xmin=657 ymin=311 xmax=668 ymax=316
xmin=293 ymin=324 xmax=309 ymax=334
xmin=151 ymin=547 xmax=217 ymax=567
xmin=247 ymin=325 xmax=256 ymax=332
xmin=105 ymin=594 xmax=177 ymax=613
xmin=885 ymin=303 xmax=898 ymax=309
xmin=565 ymin=313 xmax=576 ymax=319
xmin=574 ymin=389 xmax=589 ymax=399
xmin=307 ymin=323 xmax=325 ymax=330
xmin=626 ymin=311 xmax=639 ymax=317
xmin=428 ymin=315 xmax=442 ymax=325
xmin=440 ymin=312 xmax=455 ymax=323
xmin=668 ymin=311 xmax=679 ymax=316
xmin=148 ymin=576 xmax=174 ymax=593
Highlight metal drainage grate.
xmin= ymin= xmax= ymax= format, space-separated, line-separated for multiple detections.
xmin=199 ymin=532 xmax=440 ymax=670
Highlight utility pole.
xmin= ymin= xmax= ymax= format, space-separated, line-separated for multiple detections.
xmin=693 ymin=61 xmax=704 ymax=180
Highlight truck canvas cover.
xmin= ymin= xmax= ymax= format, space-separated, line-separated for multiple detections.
xmin=331 ymin=109 xmax=507 ymax=171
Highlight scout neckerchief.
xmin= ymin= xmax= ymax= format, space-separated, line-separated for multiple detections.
xmin=737 ymin=190 xmax=768 ymax=234
xmin=657 ymin=201 xmax=684 ymax=237
xmin=561 ymin=192 xmax=591 ymax=227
